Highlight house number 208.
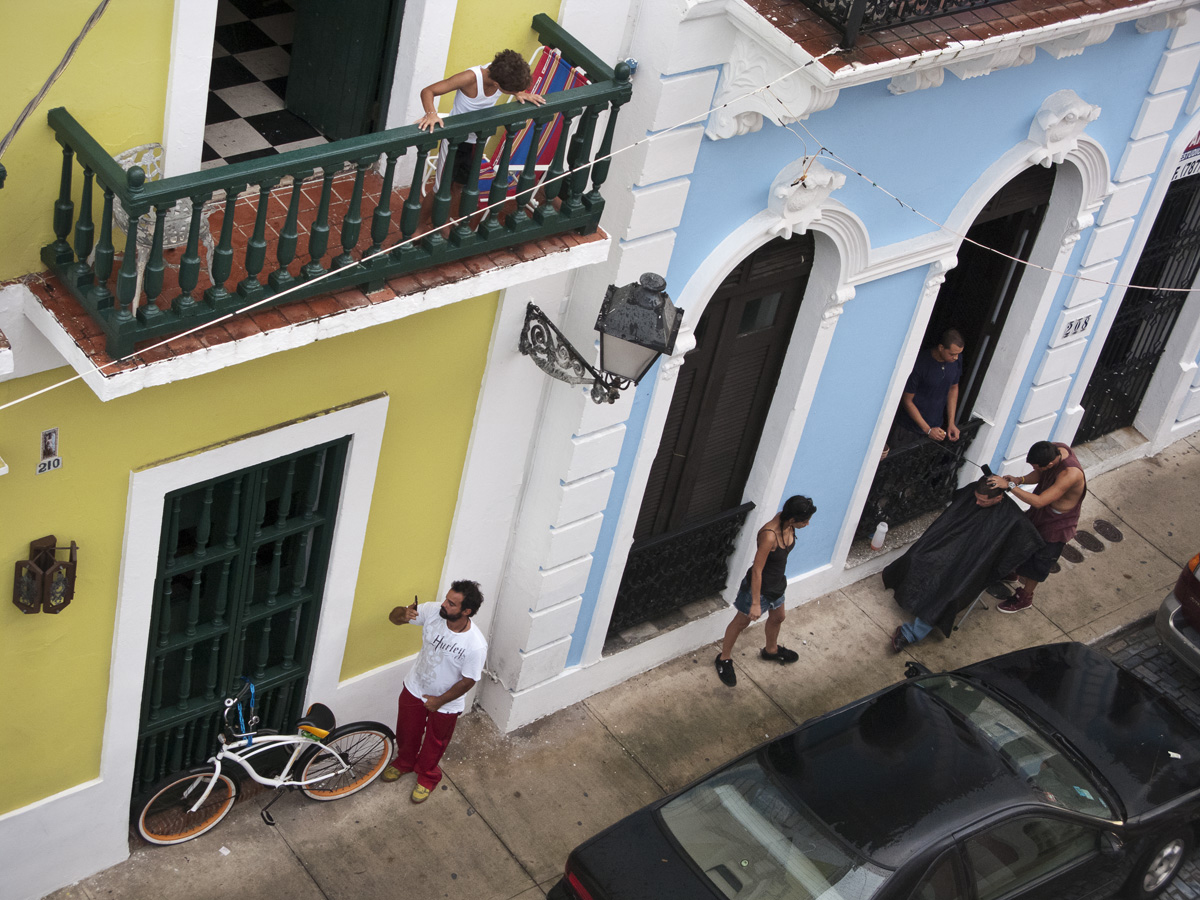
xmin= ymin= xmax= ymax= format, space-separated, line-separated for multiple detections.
xmin=1062 ymin=314 xmax=1092 ymax=339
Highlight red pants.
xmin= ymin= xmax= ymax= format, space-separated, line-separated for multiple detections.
xmin=393 ymin=687 xmax=460 ymax=790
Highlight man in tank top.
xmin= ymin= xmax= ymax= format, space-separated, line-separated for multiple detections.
xmin=417 ymin=49 xmax=545 ymax=187
xmin=986 ymin=440 xmax=1086 ymax=613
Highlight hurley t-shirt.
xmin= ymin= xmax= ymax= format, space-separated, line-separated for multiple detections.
xmin=402 ymin=602 xmax=488 ymax=714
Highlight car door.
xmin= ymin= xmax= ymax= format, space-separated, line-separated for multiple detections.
xmin=960 ymin=814 xmax=1125 ymax=900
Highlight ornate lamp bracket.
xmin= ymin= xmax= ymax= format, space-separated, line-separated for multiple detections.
xmin=519 ymin=303 xmax=628 ymax=404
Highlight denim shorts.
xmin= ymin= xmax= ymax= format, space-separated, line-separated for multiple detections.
xmin=733 ymin=574 xmax=785 ymax=615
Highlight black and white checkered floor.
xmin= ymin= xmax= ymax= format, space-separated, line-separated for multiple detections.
xmin=203 ymin=0 xmax=328 ymax=169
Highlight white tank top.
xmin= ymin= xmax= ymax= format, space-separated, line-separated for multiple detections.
xmin=450 ymin=66 xmax=500 ymax=117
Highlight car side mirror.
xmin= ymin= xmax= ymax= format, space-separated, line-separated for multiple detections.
xmin=1100 ymin=831 xmax=1124 ymax=857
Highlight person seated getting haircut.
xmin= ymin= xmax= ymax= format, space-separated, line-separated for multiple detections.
xmin=885 ymin=476 xmax=1043 ymax=651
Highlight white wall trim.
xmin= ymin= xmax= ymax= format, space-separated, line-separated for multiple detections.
xmin=162 ymin=0 xmax=219 ymax=177
xmin=1 ymin=396 xmax=389 ymax=900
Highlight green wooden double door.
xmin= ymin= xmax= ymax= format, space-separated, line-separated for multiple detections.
xmin=133 ymin=438 xmax=349 ymax=798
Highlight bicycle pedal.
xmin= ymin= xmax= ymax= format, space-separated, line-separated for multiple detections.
xmin=261 ymin=809 xmax=276 ymax=826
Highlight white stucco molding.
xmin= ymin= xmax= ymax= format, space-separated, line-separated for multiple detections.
xmin=1028 ymin=90 xmax=1103 ymax=168
xmin=767 ymin=157 xmax=847 ymax=239
xmin=706 ymin=30 xmax=839 ymax=139
xmin=1138 ymin=8 xmax=1192 ymax=32
xmin=682 ymin=0 xmax=1200 ymax=99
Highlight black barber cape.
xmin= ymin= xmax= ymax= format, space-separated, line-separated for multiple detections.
xmin=882 ymin=486 xmax=1044 ymax=637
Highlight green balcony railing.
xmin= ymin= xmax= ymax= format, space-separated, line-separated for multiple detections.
xmin=40 ymin=15 xmax=631 ymax=358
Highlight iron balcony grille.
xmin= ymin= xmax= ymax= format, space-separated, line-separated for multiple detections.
xmin=856 ymin=416 xmax=985 ymax=540
xmin=801 ymin=0 xmax=1010 ymax=48
xmin=610 ymin=501 xmax=755 ymax=635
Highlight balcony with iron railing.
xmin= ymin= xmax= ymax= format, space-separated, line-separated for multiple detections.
xmin=34 ymin=15 xmax=630 ymax=369
xmin=801 ymin=0 xmax=1019 ymax=48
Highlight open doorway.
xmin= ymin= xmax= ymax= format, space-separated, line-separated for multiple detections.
xmin=855 ymin=165 xmax=1057 ymax=540
xmin=202 ymin=0 xmax=404 ymax=169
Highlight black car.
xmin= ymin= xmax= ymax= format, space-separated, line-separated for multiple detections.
xmin=549 ymin=643 xmax=1200 ymax=900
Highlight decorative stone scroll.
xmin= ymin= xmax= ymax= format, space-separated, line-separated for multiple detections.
xmin=1028 ymin=90 xmax=1102 ymax=168
xmin=767 ymin=157 xmax=846 ymax=239
xmin=706 ymin=33 xmax=838 ymax=140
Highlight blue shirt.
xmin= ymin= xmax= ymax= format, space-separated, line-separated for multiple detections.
xmin=900 ymin=350 xmax=962 ymax=434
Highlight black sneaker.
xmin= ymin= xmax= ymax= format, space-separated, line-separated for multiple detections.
xmin=715 ymin=654 xmax=737 ymax=686
xmin=760 ymin=645 xmax=799 ymax=664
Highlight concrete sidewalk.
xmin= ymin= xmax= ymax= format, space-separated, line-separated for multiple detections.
xmin=47 ymin=433 xmax=1200 ymax=900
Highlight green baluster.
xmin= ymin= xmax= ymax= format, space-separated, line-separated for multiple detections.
xmin=507 ymin=118 xmax=549 ymax=232
xmin=394 ymin=144 xmax=433 ymax=259
xmin=333 ymin=157 xmax=372 ymax=269
xmin=205 ymin=636 xmax=221 ymax=700
xmin=178 ymin=646 xmax=193 ymax=711
xmin=282 ymin=607 xmax=301 ymax=669
xmin=72 ymin=167 xmax=95 ymax=287
xmin=114 ymin=169 xmax=148 ymax=324
xmin=291 ymin=530 xmax=311 ymax=597
xmin=196 ymin=484 xmax=214 ymax=556
xmin=88 ymin=185 xmax=115 ymax=310
xmin=563 ymin=105 xmax=601 ymax=218
xmin=587 ymin=64 xmax=630 ymax=211
xmin=269 ymin=172 xmax=310 ymax=291
xmin=173 ymin=192 xmax=210 ymax=315
xmin=225 ymin=477 xmax=242 ymax=548
xmin=478 ymin=128 xmax=517 ymax=240
xmin=536 ymin=108 xmax=579 ymax=225
xmin=266 ymin=539 xmax=283 ymax=607
xmin=451 ymin=139 xmax=486 ymax=247
xmin=166 ymin=497 xmax=181 ymax=567
xmin=157 ymin=578 xmax=173 ymax=647
xmin=186 ymin=569 xmax=202 ymax=636
xmin=138 ymin=204 xmax=168 ymax=323
xmin=239 ymin=179 xmax=278 ymax=300
xmin=367 ymin=152 xmax=399 ymax=256
xmin=44 ymin=142 xmax=74 ymax=267
xmin=303 ymin=448 xmax=325 ymax=519
xmin=214 ymin=558 xmax=232 ymax=626
xmin=254 ymin=619 xmax=271 ymax=678
xmin=205 ymin=185 xmax=244 ymax=310
xmin=425 ymin=141 xmax=459 ymax=253
xmin=301 ymin=169 xmax=335 ymax=280
xmin=149 ymin=657 xmax=165 ymax=721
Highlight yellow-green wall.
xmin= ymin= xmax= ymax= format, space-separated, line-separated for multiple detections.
xmin=0 ymin=0 xmax=173 ymax=281
xmin=0 ymin=294 xmax=496 ymax=814
xmin=436 ymin=1 xmax=564 ymax=113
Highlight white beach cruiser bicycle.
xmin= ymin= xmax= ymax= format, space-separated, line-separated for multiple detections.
xmin=135 ymin=679 xmax=395 ymax=845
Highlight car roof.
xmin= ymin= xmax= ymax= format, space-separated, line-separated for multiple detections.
xmin=762 ymin=678 xmax=1042 ymax=869
xmin=958 ymin=642 xmax=1200 ymax=819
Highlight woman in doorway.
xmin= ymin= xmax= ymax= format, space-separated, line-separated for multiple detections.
xmin=715 ymin=495 xmax=816 ymax=687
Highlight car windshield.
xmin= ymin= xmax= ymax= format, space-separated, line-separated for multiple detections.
xmin=917 ymin=675 xmax=1112 ymax=818
xmin=659 ymin=757 xmax=886 ymax=900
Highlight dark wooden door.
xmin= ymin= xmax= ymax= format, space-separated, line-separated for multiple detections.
xmin=1075 ymin=171 xmax=1200 ymax=442
xmin=133 ymin=438 xmax=349 ymax=798
xmin=287 ymin=0 xmax=406 ymax=140
xmin=609 ymin=237 xmax=813 ymax=635
xmin=925 ymin=165 xmax=1056 ymax=423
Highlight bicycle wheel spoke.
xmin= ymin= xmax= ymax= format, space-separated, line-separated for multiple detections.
xmin=300 ymin=726 xmax=393 ymax=800
xmin=138 ymin=772 xmax=237 ymax=844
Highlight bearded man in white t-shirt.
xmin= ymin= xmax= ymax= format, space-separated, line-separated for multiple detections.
xmin=382 ymin=580 xmax=488 ymax=803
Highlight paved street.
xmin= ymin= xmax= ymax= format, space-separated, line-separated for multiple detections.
xmin=46 ymin=433 xmax=1200 ymax=900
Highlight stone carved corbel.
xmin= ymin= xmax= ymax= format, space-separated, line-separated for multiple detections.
xmin=821 ymin=285 xmax=856 ymax=327
xmin=888 ymin=68 xmax=945 ymax=96
xmin=660 ymin=330 xmax=697 ymax=375
xmin=1137 ymin=10 xmax=1189 ymax=33
xmin=1061 ymin=212 xmax=1095 ymax=249
xmin=767 ymin=158 xmax=846 ymax=239
xmin=706 ymin=33 xmax=838 ymax=140
xmin=1028 ymin=90 xmax=1101 ymax=168
xmin=947 ymin=45 xmax=1035 ymax=81
xmin=922 ymin=257 xmax=957 ymax=302
xmin=1041 ymin=24 xmax=1115 ymax=59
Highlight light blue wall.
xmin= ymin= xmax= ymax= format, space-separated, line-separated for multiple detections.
xmin=569 ymin=20 xmax=1181 ymax=659
xmin=783 ymin=269 xmax=929 ymax=574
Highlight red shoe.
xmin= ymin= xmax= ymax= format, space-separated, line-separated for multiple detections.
xmin=998 ymin=590 xmax=1033 ymax=613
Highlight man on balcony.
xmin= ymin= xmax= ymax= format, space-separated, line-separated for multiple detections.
xmin=889 ymin=329 xmax=966 ymax=451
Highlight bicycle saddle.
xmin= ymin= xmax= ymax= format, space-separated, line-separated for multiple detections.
xmin=297 ymin=702 xmax=335 ymax=739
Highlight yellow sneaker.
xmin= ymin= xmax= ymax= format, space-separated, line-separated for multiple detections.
xmin=381 ymin=765 xmax=405 ymax=783
xmin=411 ymin=784 xmax=432 ymax=803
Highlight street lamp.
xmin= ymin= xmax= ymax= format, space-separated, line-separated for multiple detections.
xmin=520 ymin=273 xmax=680 ymax=404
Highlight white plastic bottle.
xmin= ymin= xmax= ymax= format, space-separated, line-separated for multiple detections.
xmin=870 ymin=521 xmax=888 ymax=550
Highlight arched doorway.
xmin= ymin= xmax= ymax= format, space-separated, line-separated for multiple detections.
xmin=856 ymin=165 xmax=1057 ymax=538
xmin=608 ymin=235 xmax=815 ymax=635
xmin=1074 ymin=171 xmax=1200 ymax=443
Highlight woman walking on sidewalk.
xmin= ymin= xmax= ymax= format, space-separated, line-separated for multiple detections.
xmin=715 ymin=495 xmax=816 ymax=687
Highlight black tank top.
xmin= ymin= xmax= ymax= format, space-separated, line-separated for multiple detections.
xmin=752 ymin=527 xmax=794 ymax=597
